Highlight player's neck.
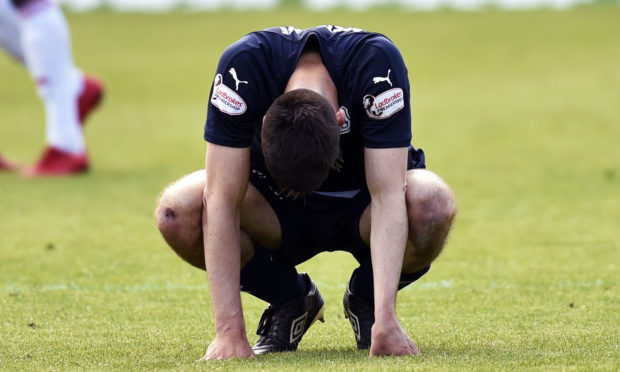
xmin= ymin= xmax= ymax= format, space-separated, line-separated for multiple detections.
xmin=285 ymin=50 xmax=338 ymax=109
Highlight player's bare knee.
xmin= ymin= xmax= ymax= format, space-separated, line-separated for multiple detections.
xmin=412 ymin=182 xmax=456 ymax=230
xmin=155 ymin=188 xmax=183 ymax=238
xmin=155 ymin=171 xmax=207 ymax=266
xmin=156 ymin=203 xmax=205 ymax=269
xmin=156 ymin=170 xmax=204 ymax=227
xmin=407 ymin=170 xmax=456 ymax=228
xmin=156 ymin=205 xmax=202 ymax=256
xmin=156 ymin=207 xmax=182 ymax=244
xmin=407 ymin=186 xmax=456 ymax=241
xmin=404 ymin=170 xmax=457 ymax=266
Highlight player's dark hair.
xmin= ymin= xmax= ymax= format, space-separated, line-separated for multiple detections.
xmin=262 ymin=89 xmax=340 ymax=196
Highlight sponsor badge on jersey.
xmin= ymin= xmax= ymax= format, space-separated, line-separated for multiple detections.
xmin=211 ymin=73 xmax=247 ymax=116
xmin=363 ymin=88 xmax=405 ymax=120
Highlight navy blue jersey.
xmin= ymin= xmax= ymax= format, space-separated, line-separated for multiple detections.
xmin=204 ymin=25 xmax=415 ymax=194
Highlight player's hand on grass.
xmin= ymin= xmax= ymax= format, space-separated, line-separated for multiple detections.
xmin=369 ymin=316 xmax=421 ymax=357
xmin=200 ymin=334 xmax=256 ymax=360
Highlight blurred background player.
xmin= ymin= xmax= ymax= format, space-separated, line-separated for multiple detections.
xmin=0 ymin=0 xmax=103 ymax=176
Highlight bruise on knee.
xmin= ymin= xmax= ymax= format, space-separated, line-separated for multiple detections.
xmin=155 ymin=200 xmax=205 ymax=270
xmin=155 ymin=204 xmax=181 ymax=236
xmin=154 ymin=170 xmax=208 ymax=269
xmin=164 ymin=207 xmax=176 ymax=218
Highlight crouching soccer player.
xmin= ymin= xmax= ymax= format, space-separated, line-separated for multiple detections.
xmin=156 ymin=25 xmax=457 ymax=359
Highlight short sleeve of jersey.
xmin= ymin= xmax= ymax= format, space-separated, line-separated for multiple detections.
xmin=353 ymin=36 xmax=412 ymax=148
xmin=203 ymin=34 xmax=261 ymax=148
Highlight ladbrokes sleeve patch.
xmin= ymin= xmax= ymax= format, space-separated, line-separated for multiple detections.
xmin=363 ymin=88 xmax=405 ymax=120
xmin=210 ymin=74 xmax=247 ymax=116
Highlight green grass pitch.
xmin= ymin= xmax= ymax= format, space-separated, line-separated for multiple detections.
xmin=1 ymin=8 xmax=619 ymax=371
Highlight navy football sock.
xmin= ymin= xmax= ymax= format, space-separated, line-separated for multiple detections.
xmin=349 ymin=256 xmax=374 ymax=304
xmin=240 ymin=245 xmax=307 ymax=306
xmin=349 ymin=256 xmax=431 ymax=305
xmin=398 ymin=265 xmax=431 ymax=290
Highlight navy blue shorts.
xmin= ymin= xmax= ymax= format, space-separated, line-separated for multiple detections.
xmin=249 ymin=146 xmax=425 ymax=266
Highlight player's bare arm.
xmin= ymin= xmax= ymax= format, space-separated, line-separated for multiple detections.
xmin=202 ymin=142 xmax=255 ymax=360
xmin=363 ymin=146 xmax=420 ymax=356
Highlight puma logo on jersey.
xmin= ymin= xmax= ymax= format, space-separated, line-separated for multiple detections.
xmin=228 ymin=68 xmax=248 ymax=91
xmin=373 ymin=69 xmax=392 ymax=86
